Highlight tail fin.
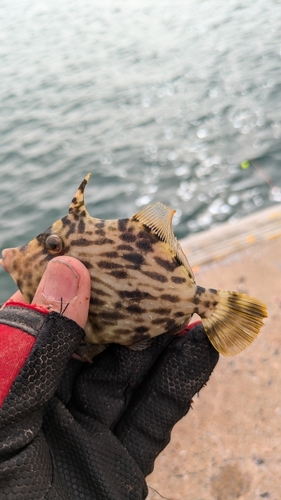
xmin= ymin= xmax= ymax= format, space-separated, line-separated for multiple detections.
xmin=199 ymin=289 xmax=267 ymax=356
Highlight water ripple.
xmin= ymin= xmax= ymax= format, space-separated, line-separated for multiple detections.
xmin=0 ymin=0 xmax=281 ymax=302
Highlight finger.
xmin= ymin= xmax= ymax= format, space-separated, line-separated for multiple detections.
xmin=32 ymin=256 xmax=91 ymax=328
xmin=0 ymin=290 xmax=26 ymax=311
xmin=8 ymin=290 xmax=26 ymax=303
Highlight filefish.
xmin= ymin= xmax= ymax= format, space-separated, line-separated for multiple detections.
xmin=0 ymin=174 xmax=267 ymax=360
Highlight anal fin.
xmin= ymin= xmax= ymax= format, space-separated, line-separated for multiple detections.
xmin=128 ymin=338 xmax=152 ymax=351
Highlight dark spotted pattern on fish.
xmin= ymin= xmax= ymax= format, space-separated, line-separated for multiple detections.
xmin=0 ymin=173 xmax=267 ymax=357
xmin=2 ymin=213 xmax=197 ymax=346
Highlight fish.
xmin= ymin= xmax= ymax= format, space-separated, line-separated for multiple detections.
xmin=0 ymin=173 xmax=267 ymax=360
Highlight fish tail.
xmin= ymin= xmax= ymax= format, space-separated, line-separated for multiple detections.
xmin=194 ymin=286 xmax=267 ymax=356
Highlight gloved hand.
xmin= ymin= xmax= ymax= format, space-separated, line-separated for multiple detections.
xmin=0 ymin=257 xmax=219 ymax=500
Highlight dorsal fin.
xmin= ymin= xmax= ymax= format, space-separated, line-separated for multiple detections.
xmin=132 ymin=202 xmax=194 ymax=278
xmin=69 ymin=173 xmax=91 ymax=216
xmin=132 ymin=202 xmax=176 ymax=248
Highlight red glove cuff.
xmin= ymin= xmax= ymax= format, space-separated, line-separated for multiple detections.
xmin=0 ymin=302 xmax=48 ymax=407
xmin=4 ymin=300 xmax=49 ymax=314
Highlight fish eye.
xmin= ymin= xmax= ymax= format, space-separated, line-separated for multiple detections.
xmin=45 ymin=234 xmax=64 ymax=255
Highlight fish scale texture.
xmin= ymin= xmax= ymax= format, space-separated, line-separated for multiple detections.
xmin=0 ymin=306 xmax=218 ymax=499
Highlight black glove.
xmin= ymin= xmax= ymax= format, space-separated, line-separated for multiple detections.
xmin=0 ymin=303 xmax=218 ymax=500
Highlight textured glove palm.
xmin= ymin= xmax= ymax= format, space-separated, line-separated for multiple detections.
xmin=0 ymin=304 xmax=218 ymax=499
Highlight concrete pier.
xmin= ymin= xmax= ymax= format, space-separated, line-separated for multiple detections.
xmin=147 ymin=204 xmax=281 ymax=500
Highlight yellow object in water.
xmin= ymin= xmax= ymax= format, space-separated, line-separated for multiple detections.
xmin=240 ymin=160 xmax=251 ymax=169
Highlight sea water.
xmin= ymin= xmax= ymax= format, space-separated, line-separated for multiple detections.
xmin=0 ymin=0 xmax=280 ymax=301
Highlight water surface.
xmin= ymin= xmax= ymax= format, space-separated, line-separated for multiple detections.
xmin=0 ymin=0 xmax=280 ymax=301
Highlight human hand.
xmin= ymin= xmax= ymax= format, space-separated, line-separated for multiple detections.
xmin=0 ymin=257 xmax=218 ymax=499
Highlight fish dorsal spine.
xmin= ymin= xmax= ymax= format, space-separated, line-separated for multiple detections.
xmin=69 ymin=172 xmax=91 ymax=217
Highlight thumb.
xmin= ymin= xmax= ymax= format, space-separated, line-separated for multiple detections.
xmin=32 ymin=256 xmax=91 ymax=328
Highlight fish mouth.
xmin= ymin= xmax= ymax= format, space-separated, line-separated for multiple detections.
xmin=0 ymin=249 xmax=11 ymax=273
